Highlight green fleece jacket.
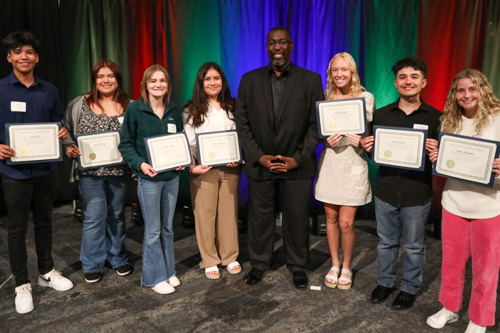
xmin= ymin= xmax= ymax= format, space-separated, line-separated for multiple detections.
xmin=119 ymin=97 xmax=183 ymax=181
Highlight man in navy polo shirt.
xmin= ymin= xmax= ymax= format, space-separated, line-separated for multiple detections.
xmin=0 ymin=31 xmax=73 ymax=314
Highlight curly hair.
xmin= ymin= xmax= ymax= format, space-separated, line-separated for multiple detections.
xmin=184 ymin=62 xmax=235 ymax=128
xmin=324 ymin=52 xmax=364 ymax=100
xmin=441 ymin=69 xmax=500 ymax=136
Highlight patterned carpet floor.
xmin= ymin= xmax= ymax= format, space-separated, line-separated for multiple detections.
xmin=0 ymin=203 xmax=497 ymax=333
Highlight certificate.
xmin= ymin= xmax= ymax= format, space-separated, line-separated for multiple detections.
xmin=372 ymin=126 xmax=427 ymax=171
xmin=76 ymin=131 xmax=125 ymax=170
xmin=316 ymin=97 xmax=367 ymax=138
xmin=144 ymin=132 xmax=193 ymax=173
xmin=6 ymin=122 xmax=62 ymax=164
xmin=433 ymin=132 xmax=499 ymax=187
xmin=195 ymin=130 xmax=242 ymax=167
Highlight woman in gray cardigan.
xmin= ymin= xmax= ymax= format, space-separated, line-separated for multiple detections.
xmin=62 ymin=59 xmax=133 ymax=283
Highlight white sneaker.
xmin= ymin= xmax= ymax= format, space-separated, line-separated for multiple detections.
xmin=465 ymin=320 xmax=486 ymax=333
xmin=15 ymin=283 xmax=34 ymax=314
xmin=38 ymin=269 xmax=74 ymax=291
xmin=168 ymin=275 xmax=181 ymax=287
xmin=426 ymin=307 xmax=459 ymax=329
xmin=151 ymin=281 xmax=175 ymax=294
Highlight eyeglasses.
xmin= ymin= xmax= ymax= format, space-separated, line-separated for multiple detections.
xmin=266 ymin=40 xmax=290 ymax=48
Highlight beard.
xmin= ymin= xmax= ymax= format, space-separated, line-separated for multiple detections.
xmin=271 ymin=58 xmax=286 ymax=67
xmin=268 ymin=52 xmax=286 ymax=68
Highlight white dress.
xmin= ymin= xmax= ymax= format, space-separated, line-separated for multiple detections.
xmin=314 ymin=91 xmax=376 ymax=206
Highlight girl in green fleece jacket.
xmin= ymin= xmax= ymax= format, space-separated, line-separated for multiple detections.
xmin=119 ymin=64 xmax=183 ymax=295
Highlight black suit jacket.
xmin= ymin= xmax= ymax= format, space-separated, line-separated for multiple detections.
xmin=235 ymin=64 xmax=324 ymax=180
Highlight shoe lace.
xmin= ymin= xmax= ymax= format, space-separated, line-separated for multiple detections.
xmin=16 ymin=284 xmax=31 ymax=295
xmin=44 ymin=270 xmax=62 ymax=282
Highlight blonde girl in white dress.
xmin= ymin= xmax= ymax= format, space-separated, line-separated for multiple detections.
xmin=314 ymin=52 xmax=375 ymax=290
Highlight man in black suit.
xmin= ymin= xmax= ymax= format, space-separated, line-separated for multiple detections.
xmin=235 ymin=27 xmax=324 ymax=289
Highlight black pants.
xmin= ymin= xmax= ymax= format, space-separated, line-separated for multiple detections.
xmin=2 ymin=172 xmax=58 ymax=286
xmin=247 ymin=177 xmax=311 ymax=273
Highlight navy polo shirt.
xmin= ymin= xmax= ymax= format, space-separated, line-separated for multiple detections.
xmin=0 ymin=72 xmax=64 ymax=180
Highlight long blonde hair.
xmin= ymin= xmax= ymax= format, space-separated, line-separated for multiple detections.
xmin=441 ymin=69 xmax=500 ymax=136
xmin=324 ymin=52 xmax=364 ymax=100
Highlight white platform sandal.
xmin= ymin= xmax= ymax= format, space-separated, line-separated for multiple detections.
xmin=226 ymin=261 xmax=242 ymax=274
xmin=325 ymin=266 xmax=340 ymax=288
xmin=337 ymin=268 xmax=353 ymax=290
xmin=204 ymin=266 xmax=220 ymax=280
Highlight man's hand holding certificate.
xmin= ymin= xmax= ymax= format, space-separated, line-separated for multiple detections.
xmin=5 ymin=123 xmax=62 ymax=164
xmin=371 ymin=125 xmax=428 ymax=171
xmin=432 ymin=132 xmax=500 ymax=187
xmin=316 ymin=97 xmax=367 ymax=138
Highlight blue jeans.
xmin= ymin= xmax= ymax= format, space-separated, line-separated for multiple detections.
xmin=375 ymin=196 xmax=431 ymax=295
xmin=79 ymin=175 xmax=131 ymax=273
xmin=137 ymin=176 xmax=179 ymax=286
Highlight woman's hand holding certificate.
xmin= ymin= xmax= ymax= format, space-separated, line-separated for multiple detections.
xmin=432 ymin=132 xmax=500 ymax=187
xmin=76 ymin=131 xmax=124 ymax=169
xmin=195 ymin=130 xmax=242 ymax=167
xmin=144 ymin=132 xmax=193 ymax=173
xmin=316 ymin=97 xmax=367 ymax=138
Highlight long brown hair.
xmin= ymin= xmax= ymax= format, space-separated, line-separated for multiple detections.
xmin=184 ymin=62 xmax=235 ymax=128
xmin=140 ymin=64 xmax=172 ymax=107
xmin=441 ymin=69 xmax=500 ymax=136
xmin=86 ymin=59 xmax=130 ymax=113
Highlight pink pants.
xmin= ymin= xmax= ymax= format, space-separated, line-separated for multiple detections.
xmin=439 ymin=208 xmax=500 ymax=326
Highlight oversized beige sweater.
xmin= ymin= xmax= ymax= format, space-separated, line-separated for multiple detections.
xmin=442 ymin=114 xmax=500 ymax=219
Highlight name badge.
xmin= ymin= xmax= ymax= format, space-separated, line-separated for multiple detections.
xmin=168 ymin=123 xmax=177 ymax=133
xmin=413 ymin=124 xmax=429 ymax=130
xmin=11 ymin=102 xmax=26 ymax=112
xmin=117 ymin=116 xmax=124 ymax=124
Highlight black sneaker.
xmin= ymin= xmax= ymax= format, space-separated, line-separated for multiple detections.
xmin=115 ymin=263 xmax=133 ymax=276
xmin=84 ymin=272 xmax=102 ymax=283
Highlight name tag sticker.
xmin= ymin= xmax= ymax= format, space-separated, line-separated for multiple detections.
xmin=168 ymin=123 xmax=177 ymax=133
xmin=11 ymin=102 xmax=26 ymax=112
xmin=413 ymin=124 xmax=428 ymax=130
xmin=117 ymin=116 xmax=124 ymax=124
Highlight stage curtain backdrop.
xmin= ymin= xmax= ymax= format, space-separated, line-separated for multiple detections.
xmin=483 ymin=0 xmax=500 ymax=97
xmin=0 ymin=0 xmax=65 ymax=100
xmin=5 ymin=0 xmax=495 ymax=208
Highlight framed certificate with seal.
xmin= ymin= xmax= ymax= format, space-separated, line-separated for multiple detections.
xmin=195 ymin=130 xmax=242 ymax=167
xmin=316 ymin=97 xmax=367 ymax=138
xmin=372 ymin=125 xmax=428 ymax=171
xmin=144 ymin=132 xmax=193 ymax=173
xmin=6 ymin=122 xmax=62 ymax=164
xmin=432 ymin=132 xmax=500 ymax=187
xmin=75 ymin=131 xmax=125 ymax=170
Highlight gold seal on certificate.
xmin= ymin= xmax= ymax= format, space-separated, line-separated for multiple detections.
xmin=196 ymin=130 xmax=242 ymax=167
xmin=316 ymin=97 xmax=367 ymax=138
xmin=373 ymin=126 xmax=427 ymax=170
xmin=145 ymin=133 xmax=192 ymax=172
xmin=434 ymin=133 xmax=498 ymax=186
xmin=7 ymin=123 xmax=61 ymax=163
xmin=77 ymin=131 xmax=123 ymax=169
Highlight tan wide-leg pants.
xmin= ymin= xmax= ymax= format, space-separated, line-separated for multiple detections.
xmin=189 ymin=166 xmax=240 ymax=268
